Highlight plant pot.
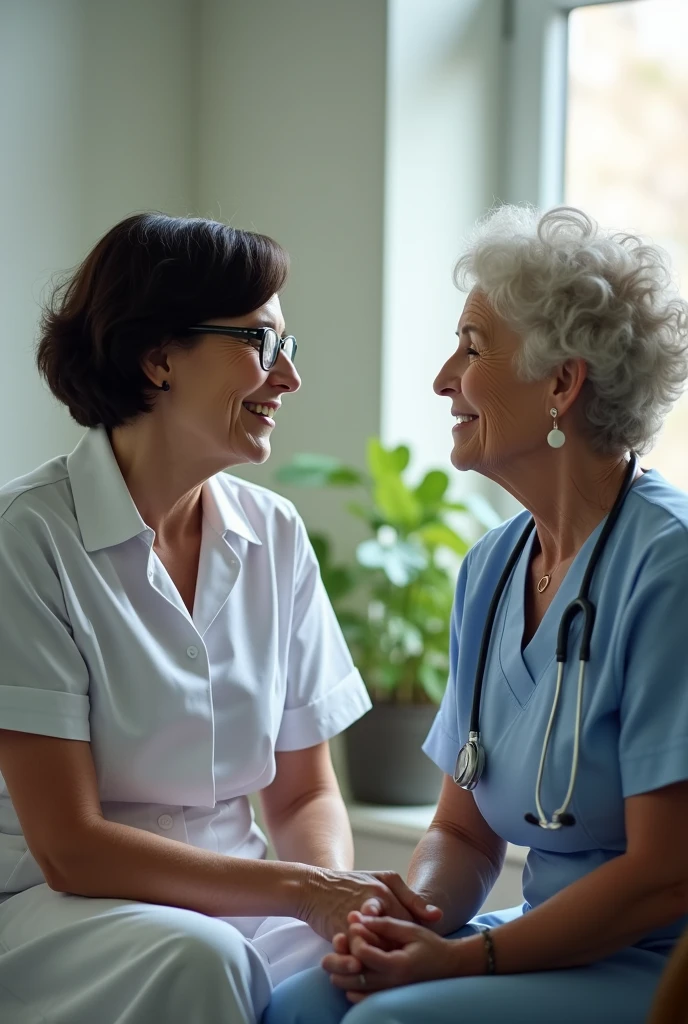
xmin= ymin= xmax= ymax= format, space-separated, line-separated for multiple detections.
xmin=345 ymin=702 xmax=442 ymax=806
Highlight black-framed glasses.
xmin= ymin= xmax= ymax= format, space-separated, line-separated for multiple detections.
xmin=185 ymin=325 xmax=297 ymax=370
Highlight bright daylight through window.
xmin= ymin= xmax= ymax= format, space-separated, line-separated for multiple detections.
xmin=565 ymin=0 xmax=688 ymax=489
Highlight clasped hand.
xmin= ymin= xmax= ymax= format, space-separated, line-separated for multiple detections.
xmin=323 ymin=909 xmax=460 ymax=1004
xmin=300 ymin=869 xmax=441 ymax=943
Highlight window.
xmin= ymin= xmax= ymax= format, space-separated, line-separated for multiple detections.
xmin=505 ymin=0 xmax=688 ymax=488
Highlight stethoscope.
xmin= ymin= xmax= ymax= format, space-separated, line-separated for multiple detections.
xmin=453 ymin=454 xmax=639 ymax=829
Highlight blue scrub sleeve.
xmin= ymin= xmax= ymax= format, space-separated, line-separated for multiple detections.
xmin=618 ymin=550 xmax=688 ymax=797
xmin=422 ymin=553 xmax=472 ymax=776
xmin=0 ymin=518 xmax=91 ymax=740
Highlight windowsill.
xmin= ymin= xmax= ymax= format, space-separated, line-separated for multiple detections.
xmin=347 ymin=802 xmax=528 ymax=866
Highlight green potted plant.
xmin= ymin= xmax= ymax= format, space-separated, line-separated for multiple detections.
xmin=275 ymin=439 xmax=499 ymax=806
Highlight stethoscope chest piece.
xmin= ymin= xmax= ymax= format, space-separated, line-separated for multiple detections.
xmin=453 ymin=731 xmax=485 ymax=790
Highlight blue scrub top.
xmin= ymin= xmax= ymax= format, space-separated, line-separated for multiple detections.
xmin=423 ymin=469 xmax=688 ymax=952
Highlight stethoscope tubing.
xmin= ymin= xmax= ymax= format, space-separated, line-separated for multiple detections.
xmin=460 ymin=454 xmax=640 ymax=828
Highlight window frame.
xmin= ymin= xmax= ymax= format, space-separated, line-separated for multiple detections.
xmin=501 ymin=0 xmax=626 ymax=208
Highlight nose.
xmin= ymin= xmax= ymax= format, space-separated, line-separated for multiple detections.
xmin=433 ymin=351 xmax=461 ymax=398
xmin=269 ymin=348 xmax=301 ymax=393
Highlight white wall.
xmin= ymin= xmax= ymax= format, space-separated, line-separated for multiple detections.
xmin=0 ymin=0 xmax=196 ymax=486
xmin=196 ymin=0 xmax=388 ymax=553
xmin=382 ymin=0 xmax=506 ymax=502
xmin=0 ymin=0 xmax=86 ymax=483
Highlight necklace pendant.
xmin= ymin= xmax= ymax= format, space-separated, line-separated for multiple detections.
xmin=537 ymin=574 xmax=551 ymax=593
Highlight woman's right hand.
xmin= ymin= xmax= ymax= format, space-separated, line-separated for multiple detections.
xmin=297 ymin=868 xmax=442 ymax=941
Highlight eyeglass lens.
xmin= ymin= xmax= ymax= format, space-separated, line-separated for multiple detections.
xmin=262 ymin=331 xmax=296 ymax=368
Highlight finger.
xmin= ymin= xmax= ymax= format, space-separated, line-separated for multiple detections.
xmin=322 ymin=953 xmax=361 ymax=975
xmin=381 ymin=875 xmax=442 ymax=922
xmin=333 ymin=933 xmax=350 ymax=955
xmin=350 ymin=928 xmax=383 ymax=957
xmin=329 ymin=970 xmax=388 ymax=993
xmin=355 ymin=940 xmax=406 ymax=975
xmin=347 ymin=910 xmax=364 ymax=925
xmin=360 ymin=897 xmax=383 ymax=916
xmin=359 ymin=916 xmax=420 ymax=945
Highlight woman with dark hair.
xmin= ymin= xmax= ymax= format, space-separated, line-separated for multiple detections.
xmin=0 ymin=214 xmax=438 ymax=1024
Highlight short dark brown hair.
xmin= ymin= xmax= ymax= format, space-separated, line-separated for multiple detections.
xmin=37 ymin=213 xmax=290 ymax=428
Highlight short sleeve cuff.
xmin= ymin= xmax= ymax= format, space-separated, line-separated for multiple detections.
xmin=0 ymin=685 xmax=90 ymax=741
xmin=620 ymin=737 xmax=688 ymax=798
xmin=275 ymin=669 xmax=372 ymax=751
xmin=422 ymin=716 xmax=459 ymax=777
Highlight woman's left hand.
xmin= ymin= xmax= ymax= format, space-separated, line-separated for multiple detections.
xmin=323 ymin=916 xmax=461 ymax=1003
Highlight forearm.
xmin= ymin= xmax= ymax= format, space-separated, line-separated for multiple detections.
xmin=453 ymin=852 xmax=687 ymax=975
xmin=50 ymin=817 xmax=311 ymax=918
xmin=268 ymin=788 xmax=354 ymax=870
xmin=407 ymin=824 xmax=504 ymax=935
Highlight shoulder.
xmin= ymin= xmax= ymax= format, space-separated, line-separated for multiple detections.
xmin=0 ymin=455 xmax=74 ymax=545
xmin=620 ymin=471 xmax=688 ymax=572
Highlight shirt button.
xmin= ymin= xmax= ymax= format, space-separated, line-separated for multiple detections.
xmin=157 ymin=814 xmax=174 ymax=830
xmin=186 ymin=645 xmax=199 ymax=659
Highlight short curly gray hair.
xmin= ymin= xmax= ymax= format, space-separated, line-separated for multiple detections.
xmin=454 ymin=205 xmax=688 ymax=455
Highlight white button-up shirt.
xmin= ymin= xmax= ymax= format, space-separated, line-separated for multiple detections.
xmin=0 ymin=427 xmax=370 ymax=899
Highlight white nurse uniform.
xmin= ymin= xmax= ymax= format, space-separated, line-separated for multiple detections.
xmin=0 ymin=425 xmax=371 ymax=1023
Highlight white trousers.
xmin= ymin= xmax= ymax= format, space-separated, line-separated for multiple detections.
xmin=0 ymin=884 xmax=331 ymax=1023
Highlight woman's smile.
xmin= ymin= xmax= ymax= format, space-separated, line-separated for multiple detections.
xmin=242 ymin=399 xmax=281 ymax=426
xmin=452 ymin=413 xmax=479 ymax=433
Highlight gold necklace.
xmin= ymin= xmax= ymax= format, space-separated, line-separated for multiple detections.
xmin=537 ymin=571 xmax=555 ymax=593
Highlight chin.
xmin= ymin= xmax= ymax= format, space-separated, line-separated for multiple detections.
xmin=244 ymin=438 xmax=272 ymax=465
xmin=450 ymin=444 xmax=477 ymax=473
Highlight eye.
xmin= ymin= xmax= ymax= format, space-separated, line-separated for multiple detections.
xmin=466 ymin=347 xmax=479 ymax=358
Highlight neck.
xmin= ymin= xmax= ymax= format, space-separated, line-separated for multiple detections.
xmin=488 ymin=439 xmax=636 ymax=568
xmin=109 ymin=416 xmax=229 ymax=545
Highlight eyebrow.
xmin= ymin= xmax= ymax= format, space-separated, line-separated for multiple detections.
xmin=456 ymin=322 xmax=484 ymax=338
xmin=252 ymin=316 xmax=288 ymax=336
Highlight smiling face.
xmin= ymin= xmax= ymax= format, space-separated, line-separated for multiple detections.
xmin=150 ymin=294 xmax=301 ymax=468
xmin=433 ymin=289 xmax=554 ymax=479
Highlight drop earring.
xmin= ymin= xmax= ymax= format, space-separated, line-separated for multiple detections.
xmin=158 ymin=381 xmax=170 ymax=392
xmin=547 ymin=407 xmax=565 ymax=448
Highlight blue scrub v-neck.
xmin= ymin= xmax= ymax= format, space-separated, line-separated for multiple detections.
xmin=497 ymin=519 xmax=605 ymax=707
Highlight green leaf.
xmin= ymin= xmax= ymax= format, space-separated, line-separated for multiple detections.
xmin=329 ymin=467 xmax=365 ymax=486
xmin=366 ymin=438 xmax=410 ymax=480
xmin=275 ymin=453 xmax=363 ymax=488
xmin=322 ymin=566 xmax=356 ymax=601
xmin=415 ymin=522 xmax=470 ymax=556
xmin=356 ymin=538 xmax=428 ymax=586
xmin=440 ymin=501 xmax=469 ymax=514
xmin=418 ymin=662 xmax=448 ymax=704
xmin=346 ymin=501 xmax=382 ymax=530
xmin=310 ymin=535 xmax=331 ymax=571
xmin=374 ymin=474 xmax=422 ymax=530
xmin=414 ymin=470 xmax=450 ymax=507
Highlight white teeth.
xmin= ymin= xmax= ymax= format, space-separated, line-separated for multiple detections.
xmin=455 ymin=414 xmax=476 ymax=423
xmin=245 ymin=402 xmax=275 ymax=417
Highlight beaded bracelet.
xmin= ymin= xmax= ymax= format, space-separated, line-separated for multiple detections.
xmin=482 ymin=928 xmax=497 ymax=975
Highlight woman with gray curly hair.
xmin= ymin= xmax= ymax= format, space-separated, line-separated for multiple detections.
xmin=266 ymin=207 xmax=688 ymax=1024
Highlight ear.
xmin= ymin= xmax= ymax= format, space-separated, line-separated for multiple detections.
xmin=142 ymin=346 xmax=171 ymax=389
xmin=550 ymin=357 xmax=587 ymax=416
